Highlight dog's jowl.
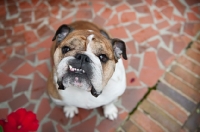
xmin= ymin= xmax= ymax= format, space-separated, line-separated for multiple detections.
xmin=47 ymin=21 xmax=127 ymax=120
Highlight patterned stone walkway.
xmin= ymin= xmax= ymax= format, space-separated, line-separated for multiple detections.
xmin=118 ymin=40 xmax=200 ymax=132
xmin=0 ymin=0 xmax=199 ymax=131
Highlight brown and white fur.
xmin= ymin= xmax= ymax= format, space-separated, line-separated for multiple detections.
xmin=47 ymin=21 xmax=127 ymax=120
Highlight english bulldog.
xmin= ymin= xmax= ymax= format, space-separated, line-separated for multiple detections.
xmin=47 ymin=21 xmax=127 ymax=120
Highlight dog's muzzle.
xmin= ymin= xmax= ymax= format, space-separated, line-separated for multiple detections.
xmin=56 ymin=53 xmax=103 ymax=97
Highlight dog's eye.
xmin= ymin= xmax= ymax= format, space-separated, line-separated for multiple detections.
xmin=62 ymin=46 xmax=70 ymax=54
xmin=99 ymin=54 xmax=108 ymax=63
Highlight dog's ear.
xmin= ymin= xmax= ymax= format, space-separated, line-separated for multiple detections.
xmin=52 ymin=24 xmax=73 ymax=42
xmin=100 ymin=29 xmax=110 ymax=39
xmin=111 ymin=38 xmax=127 ymax=60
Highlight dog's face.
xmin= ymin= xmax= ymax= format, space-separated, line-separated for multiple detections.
xmin=52 ymin=24 xmax=127 ymax=97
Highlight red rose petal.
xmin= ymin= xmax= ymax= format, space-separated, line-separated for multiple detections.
xmin=0 ymin=119 xmax=6 ymax=126
xmin=24 ymin=111 xmax=37 ymax=122
xmin=0 ymin=119 xmax=6 ymax=130
xmin=28 ymin=121 xmax=39 ymax=131
xmin=18 ymin=127 xmax=28 ymax=132
xmin=4 ymin=124 xmax=17 ymax=132
xmin=7 ymin=112 xmax=18 ymax=127
xmin=15 ymin=108 xmax=27 ymax=123
xmin=22 ymin=111 xmax=39 ymax=131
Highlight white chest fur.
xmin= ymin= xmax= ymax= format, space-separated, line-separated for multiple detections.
xmin=51 ymin=59 xmax=126 ymax=109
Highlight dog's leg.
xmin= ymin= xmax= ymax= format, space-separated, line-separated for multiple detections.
xmin=63 ymin=106 xmax=79 ymax=118
xmin=103 ymin=102 xmax=118 ymax=120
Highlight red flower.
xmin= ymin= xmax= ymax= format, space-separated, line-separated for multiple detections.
xmin=0 ymin=119 xmax=6 ymax=130
xmin=0 ymin=119 xmax=6 ymax=125
xmin=4 ymin=108 xmax=39 ymax=132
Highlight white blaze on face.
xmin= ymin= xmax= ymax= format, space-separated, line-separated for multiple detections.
xmin=88 ymin=30 xmax=93 ymax=32
xmin=85 ymin=34 xmax=103 ymax=93
xmin=87 ymin=34 xmax=94 ymax=52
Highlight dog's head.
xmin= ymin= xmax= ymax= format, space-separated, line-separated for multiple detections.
xmin=52 ymin=24 xmax=127 ymax=97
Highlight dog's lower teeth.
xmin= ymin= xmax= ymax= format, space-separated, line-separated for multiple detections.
xmin=68 ymin=65 xmax=85 ymax=73
xmin=69 ymin=65 xmax=72 ymax=69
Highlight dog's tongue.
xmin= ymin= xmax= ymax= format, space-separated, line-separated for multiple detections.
xmin=73 ymin=77 xmax=83 ymax=87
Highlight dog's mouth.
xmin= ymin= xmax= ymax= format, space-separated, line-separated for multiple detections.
xmin=57 ymin=80 xmax=101 ymax=97
xmin=57 ymin=65 xmax=101 ymax=97
xmin=68 ymin=65 xmax=86 ymax=74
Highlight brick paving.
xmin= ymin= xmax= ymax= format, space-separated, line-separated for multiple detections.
xmin=0 ymin=0 xmax=199 ymax=132
xmin=119 ymin=41 xmax=200 ymax=132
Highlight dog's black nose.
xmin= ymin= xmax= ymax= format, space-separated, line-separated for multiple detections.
xmin=75 ymin=54 xmax=91 ymax=63
xmin=91 ymin=86 xmax=101 ymax=97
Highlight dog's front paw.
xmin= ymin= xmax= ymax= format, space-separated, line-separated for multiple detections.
xmin=103 ymin=103 xmax=118 ymax=120
xmin=63 ymin=106 xmax=78 ymax=118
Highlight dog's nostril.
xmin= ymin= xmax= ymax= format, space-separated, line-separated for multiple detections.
xmin=85 ymin=57 xmax=90 ymax=62
xmin=76 ymin=54 xmax=82 ymax=60
xmin=75 ymin=54 xmax=91 ymax=63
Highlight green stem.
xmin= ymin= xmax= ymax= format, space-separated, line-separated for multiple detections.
xmin=0 ymin=126 xmax=4 ymax=132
